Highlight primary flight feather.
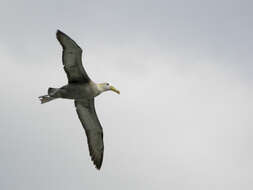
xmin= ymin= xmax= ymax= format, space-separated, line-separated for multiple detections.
xmin=39 ymin=30 xmax=120 ymax=170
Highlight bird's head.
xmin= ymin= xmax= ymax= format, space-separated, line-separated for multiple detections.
xmin=98 ymin=83 xmax=120 ymax=94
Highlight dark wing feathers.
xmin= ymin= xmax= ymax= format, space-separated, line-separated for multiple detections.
xmin=75 ymin=99 xmax=104 ymax=169
xmin=57 ymin=30 xmax=103 ymax=169
xmin=56 ymin=30 xmax=90 ymax=83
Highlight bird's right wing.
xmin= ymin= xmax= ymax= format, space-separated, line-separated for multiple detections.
xmin=74 ymin=99 xmax=104 ymax=169
xmin=56 ymin=30 xmax=90 ymax=83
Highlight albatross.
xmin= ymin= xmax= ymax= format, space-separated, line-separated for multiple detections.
xmin=39 ymin=30 xmax=120 ymax=170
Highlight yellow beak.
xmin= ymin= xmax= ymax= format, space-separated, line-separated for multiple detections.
xmin=110 ymin=86 xmax=120 ymax=94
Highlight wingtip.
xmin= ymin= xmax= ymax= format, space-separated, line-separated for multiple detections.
xmin=95 ymin=162 xmax=102 ymax=170
xmin=56 ymin=29 xmax=62 ymax=33
xmin=56 ymin=29 xmax=63 ymax=37
xmin=56 ymin=30 xmax=66 ymax=44
xmin=91 ymin=153 xmax=103 ymax=170
xmin=92 ymin=157 xmax=103 ymax=170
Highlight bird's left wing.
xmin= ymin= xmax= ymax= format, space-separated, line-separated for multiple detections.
xmin=74 ymin=99 xmax=104 ymax=169
xmin=56 ymin=30 xmax=90 ymax=83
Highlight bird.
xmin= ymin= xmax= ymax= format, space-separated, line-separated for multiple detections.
xmin=39 ymin=30 xmax=120 ymax=170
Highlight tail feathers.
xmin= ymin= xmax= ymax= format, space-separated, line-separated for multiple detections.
xmin=39 ymin=95 xmax=55 ymax=104
xmin=48 ymin=87 xmax=59 ymax=96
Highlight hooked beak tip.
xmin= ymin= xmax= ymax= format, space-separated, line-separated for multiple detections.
xmin=110 ymin=86 xmax=120 ymax=95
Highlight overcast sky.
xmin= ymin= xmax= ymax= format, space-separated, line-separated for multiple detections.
xmin=0 ymin=0 xmax=252 ymax=189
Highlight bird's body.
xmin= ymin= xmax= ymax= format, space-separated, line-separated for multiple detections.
xmin=39 ymin=30 xmax=119 ymax=170
xmin=50 ymin=81 xmax=100 ymax=100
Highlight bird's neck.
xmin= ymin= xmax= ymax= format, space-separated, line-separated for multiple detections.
xmin=93 ymin=82 xmax=107 ymax=96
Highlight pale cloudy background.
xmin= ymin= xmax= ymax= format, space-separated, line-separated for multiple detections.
xmin=0 ymin=0 xmax=252 ymax=189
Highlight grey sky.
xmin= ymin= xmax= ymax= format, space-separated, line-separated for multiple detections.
xmin=0 ymin=0 xmax=252 ymax=189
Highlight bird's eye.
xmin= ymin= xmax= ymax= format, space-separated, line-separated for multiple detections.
xmin=106 ymin=83 xmax=109 ymax=86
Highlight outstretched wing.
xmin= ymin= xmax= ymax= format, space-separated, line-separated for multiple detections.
xmin=75 ymin=99 xmax=104 ymax=169
xmin=56 ymin=30 xmax=90 ymax=83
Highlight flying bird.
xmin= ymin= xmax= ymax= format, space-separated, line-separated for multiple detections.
xmin=39 ymin=30 xmax=120 ymax=170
